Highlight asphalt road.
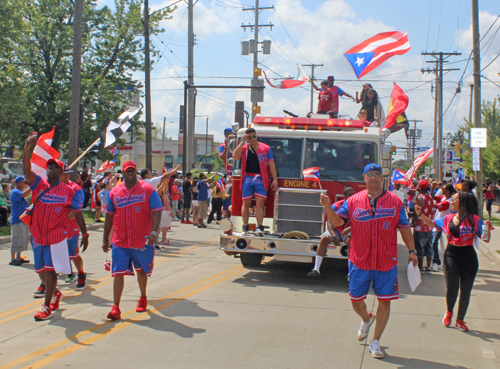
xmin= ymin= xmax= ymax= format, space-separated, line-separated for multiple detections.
xmin=0 ymin=223 xmax=499 ymax=369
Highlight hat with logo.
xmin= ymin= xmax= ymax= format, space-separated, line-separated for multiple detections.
xmin=224 ymin=127 xmax=233 ymax=134
xmin=14 ymin=175 xmax=25 ymax=184
xmin=63 ymin=164 xmax=74 ymax=173
xmin=122 ymin=160 xmax=137 ymax=171
xmin=363 ymin=163 xmax=382 ymax=175
xmin=418 ymin=179 xmax=430 ymax=190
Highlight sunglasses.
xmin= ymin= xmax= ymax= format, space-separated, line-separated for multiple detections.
xmin=248 ymin=135 xmax=257 ymax=139
xmin=365 ymin=172 xmax=382 ymax=178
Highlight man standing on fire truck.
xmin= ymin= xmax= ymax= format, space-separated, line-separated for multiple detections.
xmin=233 ymin=127 xmax=279 ymax=236
xmin=320 ymin=163 xmax=417 ymax=359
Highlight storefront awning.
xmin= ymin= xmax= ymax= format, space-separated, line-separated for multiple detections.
xmin=176 ymin=155 xmax=183 ymax=164
xmin=164 ymin=155 xmax=173 ymax=164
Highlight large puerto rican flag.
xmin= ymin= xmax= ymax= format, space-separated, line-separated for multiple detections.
xmin=344 ymin=31 xmax=411 ymax=79
xmin=406 ymin=149 xmax=434 ymax=183
xmin=30 ymin=127 xmax=60 ymax=178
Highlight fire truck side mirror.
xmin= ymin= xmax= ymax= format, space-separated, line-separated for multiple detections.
xmin=227 ymin=158 xmax=235 ymax=167
xmin=229 ymin=138 xmax=236 ymax=152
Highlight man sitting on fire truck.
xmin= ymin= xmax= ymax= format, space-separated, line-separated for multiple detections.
xmin=308 ymin=186 xmax=355 ymax=277
xmin=232 ymin=127 xmax=279 ymax=236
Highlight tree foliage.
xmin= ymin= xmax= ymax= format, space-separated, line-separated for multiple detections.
xmin=0 ymin=0 xmax=174 ymax=153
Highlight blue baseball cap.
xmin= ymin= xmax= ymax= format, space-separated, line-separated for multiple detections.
xmin=14 ymin=175 xmax=26 ymax=184
xmin=224 ymin=127 xmax=233 ymax=134
xmin=363 ymin=163 xmax=382 ymax=175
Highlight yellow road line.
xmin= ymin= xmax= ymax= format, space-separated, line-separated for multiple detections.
xmin=23 ymin=267 xmax=245 ymax=369
xmin=0 ymin=237 xmax=218 ymax=325
xmin=0 ymin=264 xmax=241 ymax=369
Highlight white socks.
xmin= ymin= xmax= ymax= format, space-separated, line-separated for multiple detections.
xmin=314 ymin=255 xmax=323 ymax=272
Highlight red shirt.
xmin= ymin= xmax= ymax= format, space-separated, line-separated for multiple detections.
xmin=332 ymin=200 xmax=350 ymax=233
xmin=171 ymin=185 xmax=180 ymax=201
xmin=317 ymin=90 xmax=334 ymax=112
xmin=29 ymin=175 xmax=80 ymax=245
xmin=337 ymin=190 xmax=409 ymax=271
xmin=434 ymin=214 xmax=483 ymax=246
xmin=67 ymin=181 xmax=85 ymax=238
xmin=107 ymin=181 xmax=163 ymax=249
xmin=414 ymin=193 xmax=434 ymax=232
xmin=484 ymin=184 xmax=494 ymax=199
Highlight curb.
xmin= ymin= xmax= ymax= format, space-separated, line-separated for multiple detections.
xmin=0 ymin=223 xmax=104 ymax=245
xmin=477 ymin=239 xmax=500 ymax=265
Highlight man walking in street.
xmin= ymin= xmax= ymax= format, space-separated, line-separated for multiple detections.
xmin=320 ymin=163 xmax=417 ymax=359
xmin=181 ymin=172 xmax=193 ymax=224
xmin=102 ymin=160 xmax=163 ymax=320
xmin=24 ymin=135 xmax=89 ymax=320
xmin=9 ymin=176 xmax=31 ymax=266
xmin=232 ymin=127 xmax=279 ymax=236
xmin=80 ymin=166 xmax=92 ymax=208
xmin=61 ymin=165 xmax=87 ymax=289
xmin=195 ymin=172 xmax=217 ymax=228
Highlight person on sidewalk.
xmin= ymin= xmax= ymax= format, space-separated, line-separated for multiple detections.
xmin=9 ymin=176 xmax=31 ymax=266
xmin=159 ymin=190 xmax=173 ymax=246
xmin=308 ymin=186 xmax=355 ymax=277
xmin=207 ymin=181 xmax=227 ymax=224
xmin=170 ymin=179 xmax=182 ymax=220
xmin=181 ymin=172 xmax=193 ymax=224
xmin=232 ymin=127 xmax=279 ymax=236
xmin=320 ymin=163 xmax=417 ymax=359
xmin=102 ymin=160 xmax=163 ymax=320
xmin=416 ymin=191 xmax=492 ymax=332
xmin=60 ymin=165 xmax=87 ymax=289
xmin=483 ymin=178 xmax=494 ymax=219
xmin=195 ymin=173 xmax=217 ymax=228
xmin=431 ymin=184 xmax=456 ymax=271
xmin=24 ymin=135 xmax=89 ymax=320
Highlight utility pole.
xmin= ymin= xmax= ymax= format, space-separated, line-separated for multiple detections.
xmin=68 ymin=0 xmax=83 ymax=181
xmin=469 ymin=84 xmax=474 ymax=124
xmin=144 ymin=0 xmax=152 ymax=170
xmin=472 ymin=0 xmax=483 ymax=215
xmin=186 ymin=0 xmax=195 ymax=171
xmin=302 ymin=63 xmax=323 ymax=113
xmin=408 ymin=120 xmax=423 ymax=162
xmin=242 ymin=1 xmax=273 ymax=123
xmin=421 ymin=51 xmax=461 ymax=181
xmin=206 ymin=117 xmax=209 ymax=156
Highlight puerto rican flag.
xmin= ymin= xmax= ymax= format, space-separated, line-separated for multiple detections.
xmin=344 ymin=31 xmax=411 ymax=79
xmin=303 ymin=167 xmax=320 ymax=182
xmin=30 ymin=127 xmax=60 ymax=178
xmin=96 ymin=160 xmax=115 ymax=173
xmin=406 ymin=149 xmax=433 ymax=183
xmin=161 ymin=162 xmax=169 ymax=175
xmin=392 ymin=169 xmax=409 ymax=186
xmin=216 ymin=178 xmax=226 ymax=191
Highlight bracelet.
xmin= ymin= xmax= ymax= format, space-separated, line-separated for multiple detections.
xmin=82 ymin=234 xmax=89 ymax=238
xmin=102 ymin=239 xmax=109 ymax=243
xmin=409 ymin=249 xmax=416 ymax=254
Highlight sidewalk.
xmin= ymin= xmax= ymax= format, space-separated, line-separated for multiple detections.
xmin=477 ymin=227 xmax=500 ymax=265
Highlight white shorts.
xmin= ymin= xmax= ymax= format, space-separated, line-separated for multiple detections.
xmin=321 ymin=229 xmax=333 ymax=239
xmin=192 ymin=200 xmax=199 ymax=207
xmin=160 ymin=210 xmax=171 ymax=230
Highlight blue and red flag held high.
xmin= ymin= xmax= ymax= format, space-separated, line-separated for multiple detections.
xmin=344 ymin=31 xmax=411 ymax=79
xmin=162 ymin=162 xmax=169 ymax=175
xmin=216 ymin=177 xmax=226 ymax=192
xmin=392 ymin=169 xmax=409 ymax=186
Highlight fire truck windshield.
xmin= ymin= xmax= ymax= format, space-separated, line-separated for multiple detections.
xmin=233 ymin=137 xmax=377 ymax=182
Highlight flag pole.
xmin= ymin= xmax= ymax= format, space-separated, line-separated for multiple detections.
xmin=68 ymin=138 xmax=100 ymax=170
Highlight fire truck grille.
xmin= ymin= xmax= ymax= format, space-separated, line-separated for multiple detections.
xmin=274 ymin=189 xmax=325 ymax=236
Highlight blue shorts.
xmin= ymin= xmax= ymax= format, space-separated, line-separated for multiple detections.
xmin=67 ymin=234 xmax=80 ymax=260
xmin=242 ymin=175 xmax=267 ymax=200
xmin=414 ymin=231 xmax=433 ymax=257
xmin=223 ymin=199 xmax=231 ymax=211
xmin=111 ymin=244 xmax=155 ymax=277
xmin=32 ymin=237 xmax=54 ymax=274
xmin=349 ymin=263 xmax=398 ymax=301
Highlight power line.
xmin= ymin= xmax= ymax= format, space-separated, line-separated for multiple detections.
xmin=273 ymin=6 xmax=311 ymax=64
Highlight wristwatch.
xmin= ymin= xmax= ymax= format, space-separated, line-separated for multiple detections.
xmin=409 ymin=249 xmax=416 ymax=254
xmin=150 ymin=231 xmax=158 ymax=238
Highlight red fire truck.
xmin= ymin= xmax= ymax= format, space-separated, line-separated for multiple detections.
xmin=220 ymin=115 xmax=393 ymax=267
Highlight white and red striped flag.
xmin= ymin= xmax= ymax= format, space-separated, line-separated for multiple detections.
xmin=303 ymin=167 xmax=320 ymax=182
xmin=406 ymin=148 xmax=433 ymax=183
xmin=96 ymin=160 xmax=115 ymax=172
xmin=30 ymin=127 xmax=60 ymax=178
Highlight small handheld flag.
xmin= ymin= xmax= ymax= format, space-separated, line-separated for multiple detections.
xmin=216 ymin=177 xmax=226 ymax=191
xmin=303 ymin=167 xmax=322 ymax=189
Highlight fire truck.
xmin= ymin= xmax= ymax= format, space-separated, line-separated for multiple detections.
xmin=219 ymin=115 xmax=393 ymax=267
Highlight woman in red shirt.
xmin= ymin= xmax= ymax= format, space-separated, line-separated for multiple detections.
xmin=483 ymin=178 xmax=495 ymax=219
xmin=416 ymin=192 xmax=492 ymax=332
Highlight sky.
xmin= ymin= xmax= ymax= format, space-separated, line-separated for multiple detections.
xmin=98 ymin=0 xmax=500 ymax=159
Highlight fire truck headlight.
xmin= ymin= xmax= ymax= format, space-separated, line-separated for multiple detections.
xmin=236 ymin=238 xmax=248 ymax=251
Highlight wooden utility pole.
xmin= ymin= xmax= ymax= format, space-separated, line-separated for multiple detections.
xmin=144 ymin=0 xmax=152 ymax=170
xmin=472 ymin=0 xmax=483 ymax=215
xmin=186 ymin=0 xmax=195 ymax=171
xmin=303 ymin=64 xmax=323 ymax=113
xmin=68 ymin=0 xmax=83 ymax=180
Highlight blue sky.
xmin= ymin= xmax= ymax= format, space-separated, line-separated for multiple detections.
xmin=98 ymin=0 xmax=500 ymax=158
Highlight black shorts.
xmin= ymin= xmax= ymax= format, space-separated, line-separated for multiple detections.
xmin=96 ymin=201 xmax=102 ymax=207
xmin=486 ymin=198 xmax=494 ymax=211
xmin=183 ymin=197 xmax=192 ymax=209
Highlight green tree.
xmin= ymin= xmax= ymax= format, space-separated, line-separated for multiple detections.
xmin=0 ymin=0 xmax=174 ymax=152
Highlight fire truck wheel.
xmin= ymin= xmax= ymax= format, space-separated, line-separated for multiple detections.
xmin=240 ymin=253 xmax=264 ymax=267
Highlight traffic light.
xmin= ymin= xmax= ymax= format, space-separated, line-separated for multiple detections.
xmin=455 ymin=142 xmax=459 ymax=152
xmin=252 ymin=105 xmax=261 ymax=115
xmin=391 ymin=145 xmax=397 ymax=155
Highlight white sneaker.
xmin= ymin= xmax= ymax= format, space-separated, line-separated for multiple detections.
xmin=432 ymin=263 xmax=439 ymax=272
xmin=369 ymin=339 xmax=384 ymax=359
xmin=357 ymin=313 xmax=376 ymax=341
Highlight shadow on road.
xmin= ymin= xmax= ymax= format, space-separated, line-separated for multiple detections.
xmin=381 ymin=354 xmax=469 ymax=369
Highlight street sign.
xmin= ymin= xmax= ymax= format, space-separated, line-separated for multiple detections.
xmin=471 ymin=128 xmax=487 ymax=147
xmin=472 ymin=147 xmax=481 ymax=171
xmin=443 ymin=150 xmax=453 ymax=161
xmin=416 ymin=146 xmax=431 ymax=151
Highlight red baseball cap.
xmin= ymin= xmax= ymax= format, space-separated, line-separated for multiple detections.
xmin=122 ymin=160 xmax=137 ymax=171
xmin=47 ymin=159 xmax=65 ymax=171
xmin=418 ymin=180 xmax=430 ymax=190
